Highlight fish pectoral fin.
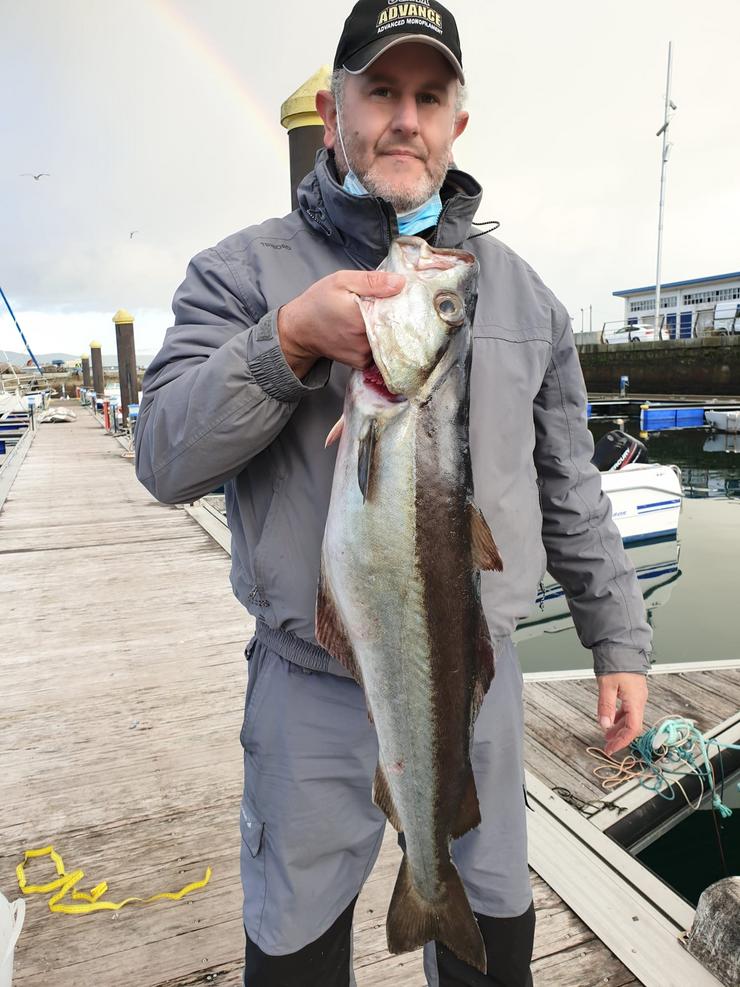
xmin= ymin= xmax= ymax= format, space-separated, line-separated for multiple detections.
xmin=450 ymin=767 xmax=482 ymax=839
xmin=357 ymin=420 xmax=378 ymax=503
xmin=315 ymin=567 xmax=364 ymax=686
xmin=469 ymin=503 xmax=503 ymax=572
xmin=325 ymin=415 xmax=345 ymax=448
xmin=373 ymin=763 xmax=402 ymax=830
xmin=387 ymin=856 xmax=486 ymax=974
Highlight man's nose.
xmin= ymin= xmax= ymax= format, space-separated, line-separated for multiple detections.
xmin=391 ymin=95 xmax=420 ymax=137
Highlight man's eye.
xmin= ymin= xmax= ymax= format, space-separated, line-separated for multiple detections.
xmin=371 ymin=88 xmax=392 ymax=98
xmin=418 ymin=93 xmax=440 ymax=105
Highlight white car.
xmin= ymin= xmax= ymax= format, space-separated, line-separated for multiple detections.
xmin=603 ymin=322 xmax=655 ymax=345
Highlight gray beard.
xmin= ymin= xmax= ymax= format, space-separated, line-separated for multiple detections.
xmin=358 ymin=168 xmax=443 ymax=214
xmin=336 ymin=118 xmax=449 ymax=213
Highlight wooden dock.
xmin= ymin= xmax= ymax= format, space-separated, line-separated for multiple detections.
xmin=1 ymin=408 xmax=734 ymax=985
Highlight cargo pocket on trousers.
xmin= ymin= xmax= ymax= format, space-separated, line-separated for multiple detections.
xmin=240 ymin=798 xmax=268 ymax=943
xmin=241 ymin=802 xmax=265 ymax=858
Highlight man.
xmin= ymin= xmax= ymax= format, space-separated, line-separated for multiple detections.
xmin=135 ymin=2 xmax=651 ymax=984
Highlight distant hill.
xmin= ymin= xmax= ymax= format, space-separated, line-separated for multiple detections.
xmin=1 ymin=350 xmax=155 ymax=368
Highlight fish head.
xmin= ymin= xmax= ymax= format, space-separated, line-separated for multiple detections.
xmin=357 ymin=236 xmax=479 ymax=400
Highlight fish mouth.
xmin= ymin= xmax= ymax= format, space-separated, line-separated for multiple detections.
xmin=362 ymin=363 xmax=406 ymax=403
xmin=390 ymin=237 xmax=477 ymax=275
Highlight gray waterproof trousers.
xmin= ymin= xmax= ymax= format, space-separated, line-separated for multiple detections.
xmin=239 ymin=632 xmax=533 ymax=985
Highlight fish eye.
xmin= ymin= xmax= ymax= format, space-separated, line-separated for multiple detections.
xmin=434 ymin=291 xmax=465 ymax=326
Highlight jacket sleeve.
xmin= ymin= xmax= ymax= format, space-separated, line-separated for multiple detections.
xmin=532 ymin=305 xmax=652 ymax=676
xmin=134 ymin=246 xmax=330 ymax=504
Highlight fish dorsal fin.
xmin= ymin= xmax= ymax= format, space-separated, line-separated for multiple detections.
xmin=469 ymin=503 xmax=503 ymax=572
xmin=357 ymin=420 xmax=378 ymax=503
xmin=373 ymin=763 xmax=402 ymax=830
xmin=316 ymin=566 xmax=364 ymax=686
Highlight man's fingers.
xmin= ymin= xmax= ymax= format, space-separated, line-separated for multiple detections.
xmin=596 ymin=678 xmax=618 ymax=731
xmin=339 ymin=270 xmax=405 ymax=297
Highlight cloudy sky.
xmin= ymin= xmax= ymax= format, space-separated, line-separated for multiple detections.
xmin=2 ymin=0 xmax=738 ymax=360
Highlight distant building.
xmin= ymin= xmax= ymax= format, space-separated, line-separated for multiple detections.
xmin=613 ymin=271 xmax=740 ymax=339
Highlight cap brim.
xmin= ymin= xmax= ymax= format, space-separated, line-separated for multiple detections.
xmin=343 ymin=34 xmax=465 ymax=85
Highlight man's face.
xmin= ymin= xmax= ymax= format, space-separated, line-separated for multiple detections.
xmin=321 ymin=44 xmax=468 ymax=214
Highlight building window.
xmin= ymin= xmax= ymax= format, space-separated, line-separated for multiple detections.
xmin=683 ymin=286 xmax=740 ymax=305
xmin=629 ymin=295 xmax=677 ymax=312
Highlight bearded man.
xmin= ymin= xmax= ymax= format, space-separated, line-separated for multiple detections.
xmin=135 ymin=2 xmax=651 ymax=984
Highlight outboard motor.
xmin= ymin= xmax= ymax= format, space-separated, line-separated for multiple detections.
xmin=591 ymin=429 xmax=649 ymax=471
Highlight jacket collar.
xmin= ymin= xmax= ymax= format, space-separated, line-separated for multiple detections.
xmin=297 ymin=149 xmax=484 ymax=268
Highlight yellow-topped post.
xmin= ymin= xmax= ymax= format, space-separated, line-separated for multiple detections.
xmin=281 ymin=65 xmax=332 ymax=210
xmin=90 ymin=341 xmax=105 ymax=397
xmin=113 ymin=309 xmax=138 ymax=427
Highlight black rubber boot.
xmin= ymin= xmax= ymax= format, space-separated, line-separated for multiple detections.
xmin=435 ymin=900 xmax=536 ymax=987
xmin=244 ymin=895 xmax=358 ymax=986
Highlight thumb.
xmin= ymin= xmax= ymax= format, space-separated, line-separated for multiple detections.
xmin=347 ymin=270 xmax=405 ymax=298
xmin=597 ymin=678 xmax=618 ymax=731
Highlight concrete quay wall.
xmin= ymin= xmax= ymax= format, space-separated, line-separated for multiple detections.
xmin=577 ymin=336 xmax=740 ymax=395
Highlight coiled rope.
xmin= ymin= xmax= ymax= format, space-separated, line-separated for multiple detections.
xmin=586 ymin=715 xmax=740 ymax=816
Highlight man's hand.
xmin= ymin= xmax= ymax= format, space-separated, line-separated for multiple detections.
xmin=277 ymin=270 xmax=405 ymax=380
xmin=596 ymin=673 xmax=649 ymax=757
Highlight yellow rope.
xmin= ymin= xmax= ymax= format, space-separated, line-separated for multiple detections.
xmin=16 ymin=846 xmax=211 ymax=915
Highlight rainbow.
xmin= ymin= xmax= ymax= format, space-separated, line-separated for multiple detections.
xmin=152 ymin=0 xmax=286 ymax=160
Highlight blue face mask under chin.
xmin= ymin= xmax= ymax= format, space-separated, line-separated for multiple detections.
xmin=335 ymin=111 xmax=443 ymax=237
xmin=342 ymin=171 xmax=443 ymax=237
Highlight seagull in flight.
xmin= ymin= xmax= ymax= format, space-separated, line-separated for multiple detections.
xmin=129 ymin=230 xmax=139 ymax=239
xmin=21 ymin=173 xmax=50 ymax=181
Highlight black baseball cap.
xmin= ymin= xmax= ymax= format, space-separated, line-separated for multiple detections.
xmin=334 ymin=0 xmax=464 ymax=85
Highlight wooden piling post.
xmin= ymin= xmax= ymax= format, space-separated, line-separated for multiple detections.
xmin=81 ymin=353 xmax=91 ymax=388
xmin=90 ymin=341 xmax=105 ymax=397
xmin=113 ymin=309 xmax=138 ymax=427
xmin=281 ymin=66 xmax=331 ymax=210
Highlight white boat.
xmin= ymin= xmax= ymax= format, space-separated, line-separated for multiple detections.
xmin=601 ymin=462 xmax=683 ymax=545
xmin=705 ymin=409 xmax=740 ymax=433
xmin=516 ymin=432 xmax=684 ymax=639
xmin=0 ymin=389 xmax=26 ymax=414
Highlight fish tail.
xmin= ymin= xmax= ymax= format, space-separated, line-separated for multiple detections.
xmin=386 ymin=855 xmax=486 ymax=974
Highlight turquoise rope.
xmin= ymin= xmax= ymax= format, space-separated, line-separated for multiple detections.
xmin=630 ymin=717 xmax=740 ymax=816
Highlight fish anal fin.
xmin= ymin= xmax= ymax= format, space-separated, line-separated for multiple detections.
xmin=450 ymin=767 xmax=481 ymax=839
xmin=386 ymin=855 xmax=486 ymax=974
xmin=316 ymin=567 xmax=363 ymax=686
xmin=373 ymin=763 xmax=402 ymax=830
xmin=357 ymin=420 xmax=378 ymax=503
xmin=469 ymin=503 xmax=503 ymax=572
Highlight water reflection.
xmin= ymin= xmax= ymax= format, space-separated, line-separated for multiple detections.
xmin=516 ymin=536 xmax=681 ymax=646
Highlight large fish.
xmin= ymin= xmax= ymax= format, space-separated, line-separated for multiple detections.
xmin=316 ymin=236 xmax=503 ymax=973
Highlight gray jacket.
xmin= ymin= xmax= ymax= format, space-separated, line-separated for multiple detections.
xmin=135 ymin=150 xmax=651 ymax=677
